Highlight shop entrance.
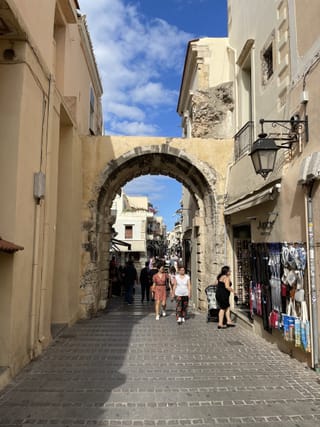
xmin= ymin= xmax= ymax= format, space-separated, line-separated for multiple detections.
xmin=233 ymin=225 xmax=251 ymax=314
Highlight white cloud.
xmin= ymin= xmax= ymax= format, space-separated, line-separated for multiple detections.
xmin=80 ymin=0 xmax=193 ymax=136
xmin=108 ymin=102 xmax=145 ymax=121
xmin=125 ymin=176 xmax=165 ymax=195
xmin=124 ymin=176 xmax=168 ymax=204
xmin=131 ymin=82 xmax=178 ymax=106
xmin=109 ymin=120 xmax=158 ymax=136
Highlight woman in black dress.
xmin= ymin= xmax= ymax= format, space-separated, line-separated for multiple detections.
xmin=216 ymin=266 xmax=236 ymax=329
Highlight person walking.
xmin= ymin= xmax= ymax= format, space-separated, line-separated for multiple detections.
xmin=151 ymin=263 xmax=168 ymax=320
xmin=149 ymin=262 xmax=158 ymax=302
xmin=123 ymin=260 xmax=138 ymax=305
xmin=169 ymin=266 xmax=176 ymax=301
xmin=172 ymin=265 xmax=191 ymax=324
xmin=140 ymin=261 xmax=150 ymax=303
xmin=215 ymin=265 xmax=236 ymax=329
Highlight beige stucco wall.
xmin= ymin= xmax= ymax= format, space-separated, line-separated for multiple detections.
xmin=64 ymin=23 xmax=103 ymax=134
xmin=0 ymin=0 xmax=102 ymax=387
xmin=52 ymin=123 xmax=83 ymax=326
xmin=0 ymin=40 xmax=49 ymax=371
xmin=8 ymin=0 xmax=56 ymax=72
xmin=229 ymin=0 xmax=291 ymax=132
xmin=227 ymin=0 xmax=320 ymax=242
xmin=295 ymin=0 xmax=320 ymax=57
xmin=0 ymin=255 xmax=13 ymax=366
xmin=194 ymin=38 xmax=231 ymax=89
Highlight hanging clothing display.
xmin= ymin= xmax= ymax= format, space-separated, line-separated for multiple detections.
xmin=248 ymin=243 xmax=272 ymax=332
xmin=234 ymin=238 xmax=251 ymax=307
xmin=242 ymin=241 xmax=309 ymax=348
xmin=268 ymin=243 xmax=282 ymax=312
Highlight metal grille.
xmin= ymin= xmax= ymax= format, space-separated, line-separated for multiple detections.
xmin=234 ymin=121 xmax=254 ymax=161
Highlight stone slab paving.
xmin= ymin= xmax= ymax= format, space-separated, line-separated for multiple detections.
xmin=0 ymin=293 xmax=320 ymax=427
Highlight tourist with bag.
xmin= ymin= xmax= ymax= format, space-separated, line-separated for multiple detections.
xmin=172 ymin=265 xmax=191 ymax=325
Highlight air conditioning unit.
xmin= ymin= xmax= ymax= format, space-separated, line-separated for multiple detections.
xmin=306 ymin=152 xmax=320 ymax=182
xmin=298 ymin=155 xmax=311 ymax=185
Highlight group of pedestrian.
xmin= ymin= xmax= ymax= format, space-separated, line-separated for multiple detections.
xmin=148 ymin=263 xmax=191 ymax=324
xmin=118 ymin=256 xmax=236 ymax=329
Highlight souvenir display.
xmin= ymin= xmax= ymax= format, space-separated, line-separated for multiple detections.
xmin=236 ymin=241 xmax=310 ymax=351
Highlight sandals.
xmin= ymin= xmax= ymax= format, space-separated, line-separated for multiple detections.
xmin=226 ymin=323 xmax=236 ymax=327
xmin=217 ymin=325 xmax=227 ymax=329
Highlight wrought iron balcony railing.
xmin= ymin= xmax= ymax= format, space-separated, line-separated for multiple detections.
xmin=234 ymin=121 xmax=254 ymax=161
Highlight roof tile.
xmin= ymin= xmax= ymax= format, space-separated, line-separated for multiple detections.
xmin=0 ymin=237 xmax=24 ymax=253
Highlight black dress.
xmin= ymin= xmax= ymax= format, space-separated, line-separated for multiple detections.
xmin=216 ymin=280 xmax=231 ymax=309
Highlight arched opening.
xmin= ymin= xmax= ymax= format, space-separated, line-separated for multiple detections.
xmin=109 ymin=175 xmax=196 ymax=298
xmin=80 ymin=144 xmax=223 ymax=317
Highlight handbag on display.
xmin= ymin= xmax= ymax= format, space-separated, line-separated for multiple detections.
xmin=269 ymin=310 xmax=279 ymax=329
xmin=282 ymin=314 xmax=295 ymax=342
xmin=294 ymin=317 xmax=301 ymax=347
xmin=283 ymin=298 xmax=296 ymax=342
xmin=295 ymin=288 xmax=305 ymax=303
xmin=301 ymin=301 xmax=311 ymax=352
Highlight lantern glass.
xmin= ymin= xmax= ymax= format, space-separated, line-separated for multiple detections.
xmin=250 ymin=138 xmax=279 ymax=179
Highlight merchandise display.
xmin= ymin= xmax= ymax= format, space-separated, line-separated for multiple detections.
xmin=235 ymin=240 xmax=310 ymax=352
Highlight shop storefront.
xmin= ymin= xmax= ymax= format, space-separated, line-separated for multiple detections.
xmin=226 ymin=192 xmax=312 ymax=365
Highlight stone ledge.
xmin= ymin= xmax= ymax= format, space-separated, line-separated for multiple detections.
xmin=0 ymin=367 xmax=11 ymax=391
xmin=232 ymin=308 xmax=254 ymax=331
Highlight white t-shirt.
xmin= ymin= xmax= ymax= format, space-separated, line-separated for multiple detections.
xmin=175 ymin=274 xmax=190 ymax=296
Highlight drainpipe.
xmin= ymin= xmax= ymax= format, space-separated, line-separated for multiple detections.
xmin=30 ymin=74 xmax=52 ymax=355
xmin=305 ymin=182 xmax=319 ymax=370
xmin=37 ymin=75 xmax=53 ymax=345
xmin=29 ymin=200 xmax=42 ymax=359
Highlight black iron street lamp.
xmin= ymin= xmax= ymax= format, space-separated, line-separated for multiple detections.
xmin=249 ymin=116 xmax=309 ymax=179
xmin=249 ymin=135 xmax=279 ymax=179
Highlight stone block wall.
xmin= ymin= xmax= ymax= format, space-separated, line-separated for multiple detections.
xmin=191 ymin=82 xmax=234 ymax=139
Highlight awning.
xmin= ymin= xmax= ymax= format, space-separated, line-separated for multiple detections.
xmin=224 ymin=184 xmax=281 ymax=215
xmin=0 ymin=237 xmax=24 ymax=253
xmin=111 ymin=238 xmax=131 ymax=252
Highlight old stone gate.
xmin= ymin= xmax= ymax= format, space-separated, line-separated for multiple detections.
xmin=80 ymin=135 xmax=233 ymax=317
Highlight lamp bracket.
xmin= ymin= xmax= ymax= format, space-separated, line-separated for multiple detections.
xmin=259 ymin=116 xmax=309 ymax=148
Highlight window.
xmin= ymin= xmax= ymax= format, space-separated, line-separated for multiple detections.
xmin=262 ymin=43 xmax=274 ymax=84
xmin=236 ymin=40 xmax=253 ymax=133
xmin=125 ymin=225 xmax=133 ymax=239
xmin=147 ymin=222 xmax=154 ymax=234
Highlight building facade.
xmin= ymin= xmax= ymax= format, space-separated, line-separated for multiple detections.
xmin=111 ymin=191 xmax=166 ymax=267
xmin=177 ymin=0 xmax=320 ymax=367
xmin=225 ymin=0 xmax=320 ymax=369
xmin=0 ymin=0 xmax=102 ymax=388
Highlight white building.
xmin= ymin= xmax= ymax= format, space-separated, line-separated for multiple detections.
xmin=111 ymin=191 xmax=166 ymax=268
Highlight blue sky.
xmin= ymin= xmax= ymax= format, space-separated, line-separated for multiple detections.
xmin=80 ymin=0 xmax=228 ymax=230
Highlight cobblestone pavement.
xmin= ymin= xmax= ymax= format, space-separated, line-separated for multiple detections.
xmin=1 ymin=290 xmax=320 ymax=427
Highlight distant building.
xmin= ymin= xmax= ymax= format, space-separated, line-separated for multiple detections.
xmin=111 ymin=191 xmax=166 ymax=269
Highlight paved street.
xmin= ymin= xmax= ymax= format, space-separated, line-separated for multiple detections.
xmin=0 ymin=291 xmax=320 ymax=427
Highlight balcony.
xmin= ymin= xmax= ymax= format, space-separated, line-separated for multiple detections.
xmin=234 ymin=121 xmax=254 ymax=161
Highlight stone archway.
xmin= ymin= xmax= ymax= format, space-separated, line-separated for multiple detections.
xmin=80 ymin=137 xmax=233 ymax=318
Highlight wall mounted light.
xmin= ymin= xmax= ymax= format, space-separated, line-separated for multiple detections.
xmin=249 ymin=116 xmax=309 ymax=179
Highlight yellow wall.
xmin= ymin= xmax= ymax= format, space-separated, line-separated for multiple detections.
xmin=0 ymin=0 xmax=102 ymax=386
